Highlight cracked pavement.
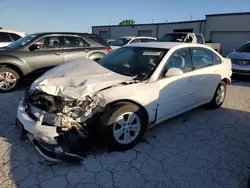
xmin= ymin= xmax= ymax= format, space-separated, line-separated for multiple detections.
xmin=0 ymin=79 xmax=250 ymax=188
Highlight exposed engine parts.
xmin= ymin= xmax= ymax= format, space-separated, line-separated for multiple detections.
xmin=24 ymin=90 xmax=104 ymax=164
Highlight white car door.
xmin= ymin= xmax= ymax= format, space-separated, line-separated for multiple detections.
xmin=156 ymin=48 xmax=202 ymax=122
xmin=190 ymin=48 xmax=223 ymax=102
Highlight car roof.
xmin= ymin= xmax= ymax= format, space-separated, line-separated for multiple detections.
xmin=121 ymin=36 xmax=157 ymax=40
xmin=127 ymin=42 xmax=210 ymax=49
xmin=30 ymin=32 xmax=100 ymax=37
xmin=0 ymin=29 xmax=26 ymax=36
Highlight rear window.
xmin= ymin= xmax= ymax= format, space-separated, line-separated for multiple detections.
xmin=9 ymin=33 xmax=22 ymax=41
xmin=0 ymin=32 xmax=12 ymax=42
xmin=88 ymin=36 xmax=108 ymax=46
xmin=160 ymin=34 xmax=186 ymax=42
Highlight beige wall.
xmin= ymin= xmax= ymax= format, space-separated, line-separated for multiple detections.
xmin=204 ymin=14 xmax=250 ymax=40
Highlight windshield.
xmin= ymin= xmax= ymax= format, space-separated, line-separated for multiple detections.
xmin=7 ymin=34 xmax=37 ymax=49
xmin=111 ymin=38 xmax=131 ymax=46
xmin=159 ymin=34 xmax=186 ymax=42
xmin=237 ymin=43 xmax=250 ymax=53
xmin=98 ymin=47 xmax=167 ymax=80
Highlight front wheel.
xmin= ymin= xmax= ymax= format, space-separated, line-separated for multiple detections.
xmin=0 ymin=67 xmax=20 ymax=92
xmin=100 ymin=103 xmax=147 ymax=151
xmin=208 ymin=81 xmax=227 ymax=108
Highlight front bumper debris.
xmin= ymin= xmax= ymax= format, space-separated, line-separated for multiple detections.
xmin=17 ymin=99 xmax=59 ymax=144
xmin=27 ymin=133 xmax=84 ymax=165
xmin=16 ymin=99 xmax=91 ymax=164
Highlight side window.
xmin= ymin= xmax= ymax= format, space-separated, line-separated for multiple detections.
xmin=163 ymin=48 xmax=193 ymax=74
xmin=33 ymin=36 xmax=62 ymax=49
xmin=212 ymin=53 xmax=222 ymax=64
xmin=130 ymin=39 xmax=140 ymax=44
xmin=191 ymin=48 xmax=214 ymax=69
xmin=140 ymin=38 xmax=150 ymax=43
xmin=0 ymin=32 xmax=12 ymax=42
xmin=195 ymin=35 xmax=204 ymax=44
xmin=9 ymin=33 xmax=22 ymax=41
xmin=64 ymin=36 xmax=90 ymax=48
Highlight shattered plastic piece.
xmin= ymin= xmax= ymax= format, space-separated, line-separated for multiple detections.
xmin=27 ymin=133 xmax=85 ymax=165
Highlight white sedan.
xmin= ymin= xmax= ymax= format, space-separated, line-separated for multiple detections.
xmin=17 ymin=42 xmax=232 ymax=162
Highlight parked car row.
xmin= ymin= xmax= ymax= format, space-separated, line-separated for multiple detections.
xmin=1 ymin=29 xmax=249 ymax=93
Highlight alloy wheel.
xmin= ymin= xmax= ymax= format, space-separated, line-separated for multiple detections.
xmin=113 ymin=112 xmax=141 ymax=144
xmin=0 ymin=72 xmax=17 ymax=91
xmin=215 ymin=85 xmax=225 ymax=105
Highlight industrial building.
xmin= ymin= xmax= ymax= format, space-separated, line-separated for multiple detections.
xmin=92 ymin=12 xmax=250 ymax=55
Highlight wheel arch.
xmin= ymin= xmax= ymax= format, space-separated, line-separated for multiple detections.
xmin=221 ymin=77 xmax=230 ymax=85
xmin=105 ymin=99 xmax=149 ymax=125
xmin=87 ymin=52 xmax=106 ymax=61
xmin=0 ymin=63 xmax=24 ymax=77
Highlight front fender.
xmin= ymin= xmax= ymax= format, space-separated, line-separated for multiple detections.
xmin=0 ymin=55 xmax=28 ymax=75
xmin=97 ymin=82 xmax=160 ymax=123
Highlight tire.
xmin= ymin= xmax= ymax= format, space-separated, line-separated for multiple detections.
xmin=208 ymin=81 xmax=227 ymax=109
xmin=0 ymin=67 xmax=20 ymax=92
xmin=100 ymin=102 xmax=148 ymax=151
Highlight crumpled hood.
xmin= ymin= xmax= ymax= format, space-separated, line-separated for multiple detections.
xmin=30 ymin=59 xmax=132 ymax=100
xmin=227 ymin=51 xmax=250 ymax=59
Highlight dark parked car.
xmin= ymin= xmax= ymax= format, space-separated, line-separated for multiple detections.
xmin=0 ymin=32 xmax=112 ymax=92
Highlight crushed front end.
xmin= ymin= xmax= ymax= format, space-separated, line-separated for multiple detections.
xmin=17 ymin=89 xmax=104 ymax=164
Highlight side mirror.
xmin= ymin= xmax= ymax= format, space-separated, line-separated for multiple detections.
xmin=29 ymin=44 xmax=40 ymax=51
xmin=165 ymin=68 xmax=184 ymax=77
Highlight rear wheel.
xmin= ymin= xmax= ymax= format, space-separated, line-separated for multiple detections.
xmin=100 ymin=103 xmax=147 ymax=151
xmin=0 ymin=67 xmax=20 ymax=92
xmin=208 ymin=81 xmax=227 ymax=108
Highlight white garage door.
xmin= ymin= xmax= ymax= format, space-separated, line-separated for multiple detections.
xmin=211 ymin=31 xmax=250 ymax=56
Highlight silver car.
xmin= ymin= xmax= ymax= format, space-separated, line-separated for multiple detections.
xmin=227 ymin=41 xmax=250 ymax=75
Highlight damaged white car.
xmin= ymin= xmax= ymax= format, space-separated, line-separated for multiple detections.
xmin=16 ymin=42 xmax=232 ymax=164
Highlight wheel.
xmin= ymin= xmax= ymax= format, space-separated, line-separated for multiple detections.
xmin=0 ymin=67 xmax=20 ymax=92
xmin=100 ymin=102 xmax=147 ymax=151
xmin=208 ymin=81 xmax=227 ymax=108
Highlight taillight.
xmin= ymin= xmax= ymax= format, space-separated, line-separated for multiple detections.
xmin=107 ymin=47 xmax=112 ymax=53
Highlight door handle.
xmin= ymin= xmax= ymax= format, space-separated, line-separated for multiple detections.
xmin=55 ymin=52 xmax=60 ymax=56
